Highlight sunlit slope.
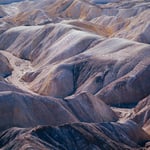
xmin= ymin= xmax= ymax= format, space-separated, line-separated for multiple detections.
xmin=0 ymin=0 xmax=150 ymax=149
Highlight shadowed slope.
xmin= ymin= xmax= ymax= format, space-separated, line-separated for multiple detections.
xmin=132 ymin=95 xmax=150 ymax=135
xmin=0 ymin=52 xmax=13 ymax=77
xmin=0 ymin=121 xmax=149 ymax=150
xmin=0 ymin=91 xmax=117 ymax=131
xmin=0 ymin=91 xmax=77 ymax=131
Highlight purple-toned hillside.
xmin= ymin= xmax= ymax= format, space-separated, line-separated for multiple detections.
xmin=0 ymin=0 xmax=150 ymax=149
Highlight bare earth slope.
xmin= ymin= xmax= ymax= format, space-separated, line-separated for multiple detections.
xmin=0 ymin=0 xmax=150 ymax=149
xmin=0 ymin=121 xmax=150 ymax=150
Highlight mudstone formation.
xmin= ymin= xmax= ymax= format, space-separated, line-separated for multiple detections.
xmin=0 ymin=0 xmax=150 ymax=149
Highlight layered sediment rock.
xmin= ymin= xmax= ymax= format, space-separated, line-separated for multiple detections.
xmin=0 ymin=0 xmax=149 ymax=149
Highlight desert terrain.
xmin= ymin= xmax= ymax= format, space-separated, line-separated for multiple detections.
xmin=0 ymin=0 xmax=150 ymax=149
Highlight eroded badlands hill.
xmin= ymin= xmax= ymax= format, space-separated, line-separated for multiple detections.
xmin=0 ymin=0 xmax=150 ymax=149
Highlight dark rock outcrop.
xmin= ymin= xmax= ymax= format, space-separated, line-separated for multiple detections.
xmin=0 ymin=121 xmax=149 ymax=150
